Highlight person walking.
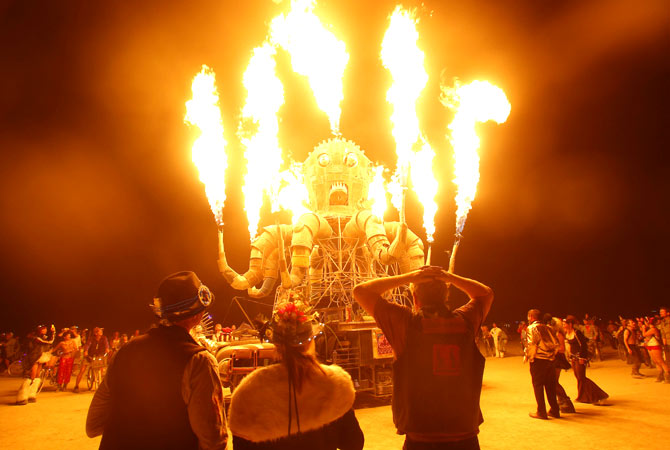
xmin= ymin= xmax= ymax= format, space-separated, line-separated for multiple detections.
xmin=641 ymin=317 xmax=670 ymax=383
xmin=86 ymin=271 xmax=227 ymax=449
xmin=228 ymin=298 xmax=364 ymax=450
xmin=52 ymin=330 xmax=78 ymax=391
xmin=564 ymin=316 xmax=609 ymax=405
xmin=353 ymin=265 xmax=494 ymax=449
xmin=525 ymin=309 xmax=561 ymax=420
xmin=624 ymin=319 xmax=644 ymax=377
xmin=490 ymin=323 xmax=508 ymax=358
xmin=73 ymin=327 xmax=109 ymax=392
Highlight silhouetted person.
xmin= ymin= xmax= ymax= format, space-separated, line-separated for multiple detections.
xmin=86 ymin=271 xmax=227 ymax=449
xmin=353 ymin=266 xmax=493 ymax=450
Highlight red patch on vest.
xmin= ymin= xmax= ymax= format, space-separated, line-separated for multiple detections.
xmin=433 ymin=344 xmax=461 ymax=376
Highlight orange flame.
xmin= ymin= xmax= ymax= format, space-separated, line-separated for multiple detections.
xmin=184 ymin=65 xmax=228 ymax=226
xmin=442 ymin=80 xmax=511 ymax=234
xmin=381 ymin=6 xmax=437 ymax=240
xmin=238 ymin=43 xmax=285 ymax=239
xmin=368 ymin=165 xmax=388 ymax=221
xmin=270 ymin=0 xmax=349 ymax=135
xmin=278 ymin=162 xmax=310 ymax=222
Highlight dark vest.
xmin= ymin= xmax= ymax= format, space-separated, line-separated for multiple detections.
xmin=100 ymin=325 xmax=205 ymax=450
xmin=392 ymin=312 xmax=485 ymax=435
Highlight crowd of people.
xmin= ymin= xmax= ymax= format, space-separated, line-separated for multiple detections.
xmin=0 ymin=318 xmax=247 ymax=405
xmin=516 ymin=307 xmax=670 ymax=421
xmin=3 ymin=267 xmax=669 ymax=449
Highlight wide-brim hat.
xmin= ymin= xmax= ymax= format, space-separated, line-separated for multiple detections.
xmin=151 ymin=271 xmax=214 ymax=321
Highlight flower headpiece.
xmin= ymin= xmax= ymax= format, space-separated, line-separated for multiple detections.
xmin=268 ymin=297 xmax=322 ymax=346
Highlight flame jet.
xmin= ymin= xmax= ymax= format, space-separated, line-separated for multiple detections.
xmin=270 ymin=0 xmax=349 ymax=135
xmin=442 ymin=80 xmax=511 ymax=270
xmin=184 ymin=66 xmax=228 ymax=226
xmin=381 ymin=6 xmax=439 ymax=246
xmin=216 ymin=43 xmax=288 ymax=298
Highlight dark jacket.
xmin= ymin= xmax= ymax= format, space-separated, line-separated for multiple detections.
xmin=392 ymin=313 xmax=484 ymax=437
xmin=99 ymin=325 xmax=205 ymax=450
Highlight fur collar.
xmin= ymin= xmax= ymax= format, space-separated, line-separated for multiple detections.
xmin=228 ymin=363 xmax=355 ymax=442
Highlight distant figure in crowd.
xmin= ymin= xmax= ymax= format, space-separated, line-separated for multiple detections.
xmin=490 ymin=323 xmax=508 ymax=358
xmin=74 ymin=327 xmax=109 ymax=393
xmin=229 ymin=299 xmax=364 ymax=450
xmin=131 ymin=329 xmax=141 ymax=340
xmin=582 ymin=318 xmax=601 ymax=361
xmin=660 ymin=307 xmax=670 ymax=363
xmin=353 ymin=266 xmax=494 ymax=450
xmin=86 ymin=271 xmax=227 ymax=450
xmin=641 ymin=317 xmax=669 ymax=383
xmin=109 ymin=331 xmax=121 ymax=358
xmin=478 ymin=325 xmax=493 ymax=357
xmin=547 ymin=315 xmax=576 ymax=413
xmin=624 ymin=319 xmax=644 ymax=377
xmin=52 ymin=330 xmax=79 ymax=391
xmin=525 ymin=309 xmax=560 ymax=420
xmin=1 ymin=332 xmax=20 ymax=372
xmin=16 ymin=324 xmax=55 ymax=405
xmin=71 ymin=326 xmax=82 ymax=349
xmin=563 ymin=316 xmax=609 ymax=405
xmin=120 ymin=334 xmax=129 ymax=346
xmin=213 ymin=323 xmax=225 ymax=343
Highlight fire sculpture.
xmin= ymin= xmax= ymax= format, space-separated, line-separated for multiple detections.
xmin=186 ymin=2 xmax=511 ymax=319
xmin=217 ymin=137 xmax=425 ymax=314
xmin=186 ymin=1 xmax=511 ymax=394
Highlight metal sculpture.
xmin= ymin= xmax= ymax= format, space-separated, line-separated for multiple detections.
xmin=217 ymin=137 xmax=424 ymax=317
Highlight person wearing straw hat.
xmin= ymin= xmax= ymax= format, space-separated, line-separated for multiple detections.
xmin=85 ymin=271 xmax=227 ymax=450
xmin=228 ymin=295 xmax=364 ymax=450
xmin=353 ymin=266 xmax=493 ymax=450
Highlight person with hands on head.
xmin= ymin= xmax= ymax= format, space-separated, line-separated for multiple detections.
xmin=353 ymin=265 xmax=493 ymax=450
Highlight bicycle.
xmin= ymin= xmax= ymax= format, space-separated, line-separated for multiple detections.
xmin=8 ymin=358 xmax=23 ymax=376
xmin=86 ymin=356 xmax=105 ymax=390
xmin=38 ymin=358 xmax=60 ymax=393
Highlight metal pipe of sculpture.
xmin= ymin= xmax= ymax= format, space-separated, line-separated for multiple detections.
xmin=383 ymin=222 xmax=425 ymax=273
xmin=448 ymin=234 xmax=461 ymax=273
xmin=342 ymin=210 xmax=396 ymax=265
xmin=217 ymin=225 xmax=292 ymax=291
xmin=290 ymin=213 xmax=333 ymax=287
xmin=277 ymin=221 xmax=292 ymax=289
xmin=248 ymin=247 xmax=279 ymax=298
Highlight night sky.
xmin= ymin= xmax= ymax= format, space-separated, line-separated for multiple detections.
xmin=1 ymin=0 xmax=669 ymax=335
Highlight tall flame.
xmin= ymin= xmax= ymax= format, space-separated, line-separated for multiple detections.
xmin=443 ymin=80 xmax=511 ymax=234
xmin=368 ymin=165 xmax=388 ymax=221
xmin=381 ymin=6 xmax=437 ymax=240
xmin=278 ymin=162 xmax=310 ymax=222
xmin=411 ymin=144 xmax=438 ymax=242
xmin=270 ymin=0 xmax=349 ymax=134
xmin=239 ymin=43 xmax=285 ymax=239
xmin=184 ymin=65 xmax=228 ymax=226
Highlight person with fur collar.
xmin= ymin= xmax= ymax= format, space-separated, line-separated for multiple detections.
xmin=228 ymin=299 xmax=364 ymax=450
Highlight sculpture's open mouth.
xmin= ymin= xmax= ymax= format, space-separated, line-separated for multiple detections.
xmin=329 ymin=182 xmax=348 ymax=205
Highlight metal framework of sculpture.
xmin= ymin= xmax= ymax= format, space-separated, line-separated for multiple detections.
xmin=217 ymin=137 xmax=424 ymax=318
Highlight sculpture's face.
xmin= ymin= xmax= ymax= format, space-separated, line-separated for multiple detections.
xmin=303 ymin=138 xmax=373 ymax=216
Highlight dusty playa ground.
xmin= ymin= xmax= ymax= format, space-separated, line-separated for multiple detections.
xmin=1 ymin=350 xmax=669 ymax=449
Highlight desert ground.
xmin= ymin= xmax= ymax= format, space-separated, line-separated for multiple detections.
xmin=1 ymin=349 xmax=669 ymax=449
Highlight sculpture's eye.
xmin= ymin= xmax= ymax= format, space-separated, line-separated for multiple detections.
xmin=318 ymin=153 xmax=330 ymax=167
xmin=344 ymin=152 xmax=358 ymax=168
